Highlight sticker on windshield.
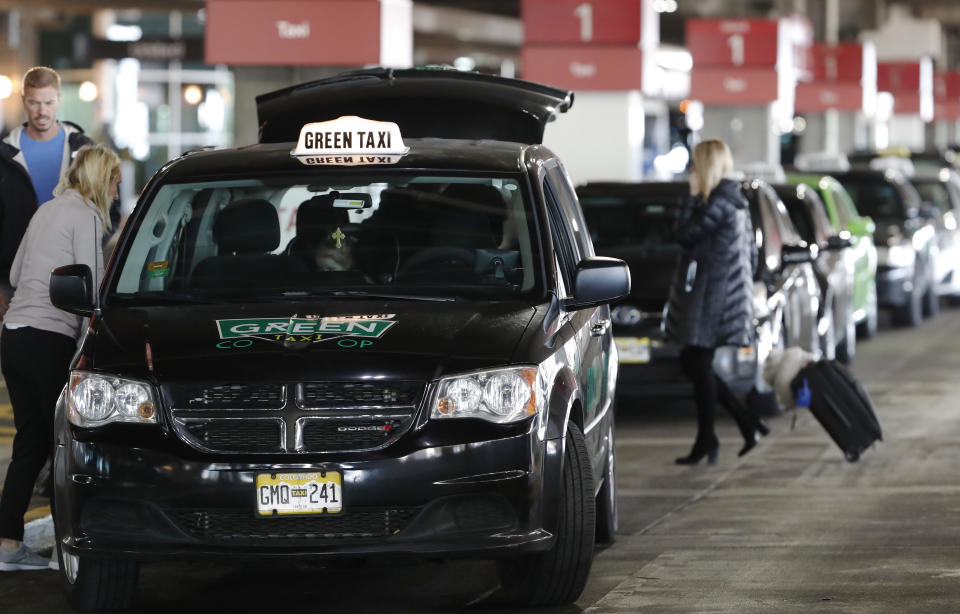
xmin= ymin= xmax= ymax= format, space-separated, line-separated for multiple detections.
xmin=147 ymin=261 xmax=170 ymax=278
xmin=216 ymin=315 xmax=396 ymax=345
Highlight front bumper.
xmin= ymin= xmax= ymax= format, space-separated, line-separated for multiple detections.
xmin=54 ymin=422 xmax=560 ymax=562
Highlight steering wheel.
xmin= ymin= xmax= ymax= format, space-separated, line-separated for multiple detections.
xmin=399 ymin=247 xmax=476 ymax=279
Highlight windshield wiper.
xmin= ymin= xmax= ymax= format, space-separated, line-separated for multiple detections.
xmin=280 ymin=289 xmax=455 ymax=302
xmin=111 ymin=292 xmax=212 ymax=303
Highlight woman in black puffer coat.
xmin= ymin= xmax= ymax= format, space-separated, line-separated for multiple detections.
xmin=665 ymin=139 xmax=768 ymax=465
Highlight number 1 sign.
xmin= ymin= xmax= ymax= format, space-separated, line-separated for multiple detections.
xmin=522 ymin=0 xmax=645 ymax=45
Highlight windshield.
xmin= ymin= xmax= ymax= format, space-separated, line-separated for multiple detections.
xmin=836 ymin=177 xmax=906 ymax=220
xmin=912 ymin=180 xmax=952 ymax=213
xmin=579 ymin=191 xmax=684 ymax=251
xmin=111 ymin=173 xmax=539 ymax=302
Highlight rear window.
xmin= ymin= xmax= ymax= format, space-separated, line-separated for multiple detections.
xmin=912 ymin=180 xmax=953 ymax=213
xmin=578 ymin=191 xmax=685 ymax=250
xmin=836 ymin=177 xmax=906 ymax=220
xmin=110 ymin=173 xmax=540 ymax=302
xmin=779 ymin=191 xmax=816 ymax=245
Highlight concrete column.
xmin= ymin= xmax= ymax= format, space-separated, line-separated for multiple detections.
xmin=542 ymin=91 xmax=645 ymax=185
xmin=701 ymin=105 xmax=779 ymax=167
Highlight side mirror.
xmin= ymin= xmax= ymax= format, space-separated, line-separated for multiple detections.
xmin=566 ymin=257 xmax=631 ymax=310
xmin=50 ymin=264 xmax=95 ymax=317
xmin=781 ymin=242 xmax=818 ymax=265
xmin=825 ymin=233 xmax=853 ymax=251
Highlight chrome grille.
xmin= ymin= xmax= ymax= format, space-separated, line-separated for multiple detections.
xmin=300 ymin=381 xmax=422 ymax=408
xmin=167 ymin=381 xmax=425 ymax=454
xmin=301 ymin=419 xmax=404 ymax=451
xmin=183 ymin=419 xmax=283 ymax=453
xmin=168 ymin=383 xmax=285 ymax=409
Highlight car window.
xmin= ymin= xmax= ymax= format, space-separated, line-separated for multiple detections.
xmin=765 ymin=186 xmax=802 ymax=245
xmin=913 ymin=180 xmax=952 ymax=213
xmin=546 ymin=165 xmax=595 ymax=258
xmin=543 ymin=177 xmax=579 ymax=293
xmin=746 ymin=185 xmax=781 ymax=275
xmin=779 ymin=191 xmax=816 ymax=245
xmin=808 ymin=192 xmax=837 ymax=241
xmin=836 ymin=176 xmax=907 ymax=220
xmin=111 ymin=174 xmax=540 ymax=301
xmin=830 ymin=183 xmax=857 ymax=225
xmin=579 ymin=191 xmax=684 ymax=250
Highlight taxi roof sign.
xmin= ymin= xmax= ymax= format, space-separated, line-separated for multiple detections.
xmin=291 ymin=116 xmax=409 ymax=163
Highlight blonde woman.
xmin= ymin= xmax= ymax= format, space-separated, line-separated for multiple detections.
xmin=664 ymin=139 xmax=766 ymax=465
xmin=0 ymin=144 xmax=119 ymax=570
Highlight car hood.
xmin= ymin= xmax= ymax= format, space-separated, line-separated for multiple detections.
xmin=255 ymin=68 xmax=574 ymax=145
xmin=89 ymin=300 xmax=538 ymax=383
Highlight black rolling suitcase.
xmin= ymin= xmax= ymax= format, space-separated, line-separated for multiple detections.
xmin=792 ymin=359 xmax=882 ymax=462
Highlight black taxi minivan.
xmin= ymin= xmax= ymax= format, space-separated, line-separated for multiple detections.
xmin=48 ymin=69 xmax=629 ymax=610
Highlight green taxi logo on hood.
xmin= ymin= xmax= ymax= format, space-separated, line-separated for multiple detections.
xmin=216 ymin=316 xmax=396 ymax=343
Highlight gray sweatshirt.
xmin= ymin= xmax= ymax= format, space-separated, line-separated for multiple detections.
xmin=4 ymin=188 xmax=103 ymax=340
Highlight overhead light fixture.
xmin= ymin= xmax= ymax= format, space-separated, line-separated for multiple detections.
xmin=183 ymin=85 xmax=203 ymax=105
xmin=652 ymin=0 xmax=678 ymax=13
xmin=105 ymin=24 xmax=143 ymax=42
xmin=78 ymin=81 xmax=98 ymax=102
xmin=0 ymin=75 xmax=12 ymax=99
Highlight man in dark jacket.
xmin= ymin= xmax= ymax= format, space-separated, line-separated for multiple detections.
xmin=0 ymin=67 xmax=105 ymax=310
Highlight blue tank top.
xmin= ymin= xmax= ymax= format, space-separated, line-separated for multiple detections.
xmin=20 ymin=126 xmax=65 ymax=206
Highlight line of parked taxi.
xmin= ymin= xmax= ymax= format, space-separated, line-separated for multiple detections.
xmin=578 ymin=150 xmax=960 ymax=413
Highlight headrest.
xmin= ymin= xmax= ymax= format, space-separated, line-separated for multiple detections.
xmin=213 ymin=198 xmax=280 ymax=254
xmin=296 ymin=194 xmax=351 ymax=240
xmin=442 ymin=183 xmax=507 ymax=211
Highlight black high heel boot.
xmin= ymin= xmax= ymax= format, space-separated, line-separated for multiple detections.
xmin=737 ymin=419 xmax=771 ymax=457
xmin=676 ymin=436 xmax=719 ymax=465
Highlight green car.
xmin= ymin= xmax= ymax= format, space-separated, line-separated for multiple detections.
xmin=787 ymin=173 xmax=879 ymax=338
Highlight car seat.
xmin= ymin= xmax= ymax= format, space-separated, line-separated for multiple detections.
xmin=190 ymin=198 xmax=307 ymax=289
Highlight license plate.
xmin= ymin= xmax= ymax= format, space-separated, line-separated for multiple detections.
xmin=256 ymin=471 xmax=342 ymax=516
xmin=615 ymin=337 xmax=651 ymax=364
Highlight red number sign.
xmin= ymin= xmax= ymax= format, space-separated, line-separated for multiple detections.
xmin=206 ymin=0 xmax=384 ymax=66
xmin=522 ymin=45 xmax=644 ymax=91
xmin=686 ymin=18 xmax=779 ymax=68
xmin=690 ymin=68 xmax=779 ymax=105
xmin=877 ymin=62 xmax=921 ymax=92
xmin=934 ymin=72 xmax=960 ymax=101
xmin=522 ymin=0 xmax=644 ymax=45
xmin=795 ymin=82 xmax=864 ymax=113
xmin=810 ymin=43 xmax=864 ymax=82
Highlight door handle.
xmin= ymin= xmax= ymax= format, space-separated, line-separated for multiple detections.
xmin=590 ymin=319 xmax=610 ymax=337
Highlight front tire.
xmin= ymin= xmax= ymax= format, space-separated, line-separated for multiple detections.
xmin=497 ymin=422 xmax=595 ymax=606
xmin=57 ymin=539 xmax=139 ymax=611
xmin=923 ymin=283 xmax=939 ymax=317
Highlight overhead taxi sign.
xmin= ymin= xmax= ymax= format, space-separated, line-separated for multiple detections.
xmin=291 ymin=116 xmax=409 ymax=166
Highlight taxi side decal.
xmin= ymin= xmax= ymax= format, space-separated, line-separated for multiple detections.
xmin=215 ymin=316 xmax=396 ymax=345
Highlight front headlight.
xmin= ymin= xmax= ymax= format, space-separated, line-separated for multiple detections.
xmin=881 ymin=244 xmax=915 ymax=268
xmin=431 ymin=366 xmax=540 ymax=424
xmin=69 ymin=371 xmax=158 ymax=428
